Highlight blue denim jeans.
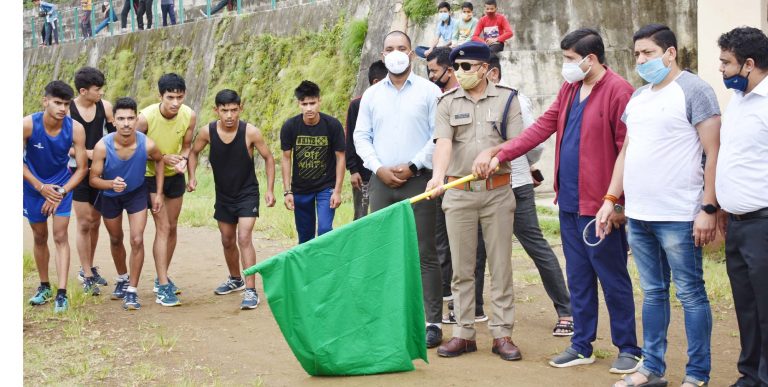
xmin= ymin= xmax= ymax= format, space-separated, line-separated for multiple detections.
xmin=293 ymin=187 xmax=335 ymax=244
xmin=628 ymin=218 xmax=712 ymax=382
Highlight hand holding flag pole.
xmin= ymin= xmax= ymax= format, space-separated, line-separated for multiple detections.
xmin=409 ymin=169 xmax=497 ymax=204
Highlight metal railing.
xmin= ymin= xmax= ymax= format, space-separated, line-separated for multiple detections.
xmin=23 ymin=0 xmax=318 ymax=49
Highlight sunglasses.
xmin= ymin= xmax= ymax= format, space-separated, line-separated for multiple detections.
xmin=452 ymin=62 xmax=481 ymax=71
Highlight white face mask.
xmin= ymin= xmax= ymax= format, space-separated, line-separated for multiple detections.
xmin=561 ymin=56 xmax=591 ymax=83
xmin=384 ymin=50 xmax=411 ymax=75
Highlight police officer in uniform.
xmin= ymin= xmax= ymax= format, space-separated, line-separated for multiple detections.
xmin=426 ymin=41 xmax=524 ymax=361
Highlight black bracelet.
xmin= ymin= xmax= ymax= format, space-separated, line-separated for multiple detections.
xmin=283 ymin=191 xmax=293 ymax=196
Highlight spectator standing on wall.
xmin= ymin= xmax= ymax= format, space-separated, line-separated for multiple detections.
xmin=120 ymin=0 xmax=139 ymax=33
xmin=80 ymin=0 xmax=94 ymax=40
xmin=452 ymin=2 xmax=478 ymax=46
xmin=34 ymin=0 xmax=59 ymax=46
xmin=135 ymin=0 xmax=154 ymax=30
xmin=414 ymin=2 xmax=455 ymax=59
xmin=471 ymin=0 xmax=513 ymax=54
xmin=161 ymin=0 xmax=176 ymax=26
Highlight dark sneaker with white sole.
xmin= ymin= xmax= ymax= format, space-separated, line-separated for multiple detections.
xmin=549 ymin=347 xmax=595 ymax=368
xmin=609 ymin=352 xmax=642 ymax=374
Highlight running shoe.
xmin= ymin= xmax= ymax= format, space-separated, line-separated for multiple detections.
xmin=111 ymin=278 xmax=130 ymax=300
xmin=155 ymin=284 xmax=181 ymax=307
xmin=214 ymin=276 xmax=246 ymax=295
xmin=53 ymin=294 xmax=69 ymax=313
xmin=153 ymin=277 xmax=181 ymax=294
xmin=123 ymin=291 xmax=141 ymax=310
xmin=78 ymin=267 xmax=108 ymax=286
xmin=240 ymin=289 xmax=260 ymax=310
xmin=28 ymin=286 xmax=53 ymax=306
xmin=82 ymin=276 xmax=101 ymax=296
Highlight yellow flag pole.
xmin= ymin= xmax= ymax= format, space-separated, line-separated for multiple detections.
xmin=409 ymin=173 xmax=479 ymax=204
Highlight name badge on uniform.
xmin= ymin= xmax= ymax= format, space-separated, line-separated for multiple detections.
xmin=454 ymin=113 xmax=470 ymax=120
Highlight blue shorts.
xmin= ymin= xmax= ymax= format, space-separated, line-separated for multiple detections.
xmin=23 ymin=188 xmax=73 ymax=224
xmin=97 ymin=183 xmax=149 ymax=219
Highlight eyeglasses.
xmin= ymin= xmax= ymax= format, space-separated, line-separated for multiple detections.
xmin=452 ymin=62 xmax=481 ymax=71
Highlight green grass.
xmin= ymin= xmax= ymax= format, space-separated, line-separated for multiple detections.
xmin=403 ymin=0 xmax=437 ymax=26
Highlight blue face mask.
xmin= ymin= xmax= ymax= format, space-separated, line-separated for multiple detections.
xmin=439 ymin=12 xmax=450 ymax=22
xmin=636 ymin=50 xmax=671 ymax=85
xmin=723 ymin=64 xmax=750 ymax=92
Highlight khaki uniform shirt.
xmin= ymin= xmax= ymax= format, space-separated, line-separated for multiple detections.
xmin=434 ymin=82 xmax=523 ymax=177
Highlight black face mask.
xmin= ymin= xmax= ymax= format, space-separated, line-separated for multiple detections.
xmin=432 ymin=67 xmax=449 ymax=89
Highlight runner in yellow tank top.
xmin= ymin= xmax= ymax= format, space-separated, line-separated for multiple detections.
xmin=136 ymin=73 xmax=196 ymax=307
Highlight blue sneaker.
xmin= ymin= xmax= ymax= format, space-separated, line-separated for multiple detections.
xmin=111 ymin=278 xmax=130 ymax=300
xmin=123 ymin=291 xmax=141 ymax=310
xmin=82 ymin=276 xmax=101 ymax=296
xmin=153 ymin=277 xmax=181 ymax=294
xmin=29 ymin=286 xmax=53 ymax=305
xmin=155 ymin=284 xmax=181 ymax=307
xmin=77 ymin=267 xmax=108 ymax=286
xmin=54 ymin=294 xmax=69 ymax=313
xmin=240 ymin=289 xmax=260 ymax=310
xmin=214 ymin=276 xmax=246 ymax=295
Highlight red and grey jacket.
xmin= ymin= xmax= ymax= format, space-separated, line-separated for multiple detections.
xmin=496 ymin=66 xmax=633 ymax=216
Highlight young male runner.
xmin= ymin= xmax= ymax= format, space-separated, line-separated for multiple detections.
xmin=187 ymin=89 xmax=276 ymax=309
xmin=70 ymin=66 xmax=116 ymax=296
xmin=90 ymin=97 xmax=165 ymax=310
xmin=136 ymin=73 xmax=196 ymax=307
xmin=24 ymin=80 xmax=88 ymax=313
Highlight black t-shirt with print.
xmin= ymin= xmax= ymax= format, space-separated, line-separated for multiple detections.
xmin=280 ymin=112 xmax=346 ymax=194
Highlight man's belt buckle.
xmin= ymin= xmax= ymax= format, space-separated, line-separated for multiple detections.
xmin=469 ymin=180 xmax=485 ymax=192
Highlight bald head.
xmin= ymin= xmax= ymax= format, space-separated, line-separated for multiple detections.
xmin=383 ymin=30 xmax=412 ymax=50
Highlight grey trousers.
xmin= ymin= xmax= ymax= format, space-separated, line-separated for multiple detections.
xmin=512 ymin=184 xmax=571 ymax=317
xmin=352 ymin=179 xmax=370 ymax=220
xmin=369 ymin=172 xmax=442 ymax=324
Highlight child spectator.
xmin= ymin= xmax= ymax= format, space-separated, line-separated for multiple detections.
xmin=472 ymin=0 xmax=513 ymax=54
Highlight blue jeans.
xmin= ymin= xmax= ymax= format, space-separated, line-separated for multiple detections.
xmin=628 ymin=219 xmax=712 ymax=382
xmin=293 ymin=188 xmax=335 ymax=244
xmin=94 ymin=10 xmax=118 ymax=35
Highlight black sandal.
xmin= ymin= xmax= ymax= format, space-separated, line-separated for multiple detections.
xmin=553 ymin=319 xmax=574 ymax=337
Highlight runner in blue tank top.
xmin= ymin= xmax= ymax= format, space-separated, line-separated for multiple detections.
xmin=23 ymin=81 xmax=88 ymax=313
xmin=89 ymin=97 xmax=165 ymax=311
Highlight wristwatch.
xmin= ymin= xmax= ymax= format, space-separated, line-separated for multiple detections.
xmin=408 ymin=162 xmax=419 ymax=175
xmin=614 ymin=203 xmax=624 ymax=214
xmin=701 ymin=204 xmax=717 ymax=214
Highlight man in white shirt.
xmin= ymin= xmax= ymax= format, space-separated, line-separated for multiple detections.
xmin=596 ymin=24 xmax=721 ymax=387
xmin=715 ymin=26 xmax=768 ymax=387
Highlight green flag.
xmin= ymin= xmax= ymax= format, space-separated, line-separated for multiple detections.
xmin=245 ymin=199 xmax=428 ymax=376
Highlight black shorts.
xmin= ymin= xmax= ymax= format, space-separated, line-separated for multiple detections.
xmin=72 ymin=172 xmax=99 ymax=205
xmin=214 ymin=196 xmax=260 ymax=224
xmin=145 ymin=173 xmax=186 ymax=199
xmin=97 ymin=183 xmax=149 ymax=219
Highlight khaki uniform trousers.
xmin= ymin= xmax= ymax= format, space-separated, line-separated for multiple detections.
xmin=442 ymin=185 xmax=516 ymax=340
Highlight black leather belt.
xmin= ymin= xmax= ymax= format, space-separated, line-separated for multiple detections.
xmin=730 ymin=207 xmax=768 ymax=221
xmin=413 ymin=168 xmax=432 ymax=177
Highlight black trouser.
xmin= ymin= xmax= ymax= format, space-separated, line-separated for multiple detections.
xmin=726 ymin=215 xmax=768 ymax=386
xmin=489 ymin=42 xmax=504 ymax=54
xmin=135 ymin=0 xmax=153 ymax=29
xmin=369 ymin=172 xmax=442 ymax=324
xmin=120 ymin=0 xmax=133 ymax=29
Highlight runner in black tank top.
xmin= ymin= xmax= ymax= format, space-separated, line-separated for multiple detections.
xmin=70 ymin=66 xmax=118 ymax=296
xmin=71 ymin=100 xmax=114 ymax=152
xmin=209 ymin=120 xmax=259 ymax=205
xmin=187 ymin=89 xmax=277 ymax=310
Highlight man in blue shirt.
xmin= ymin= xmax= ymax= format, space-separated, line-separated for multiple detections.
xmin=354 ymin=30 xmax=445 ymax=349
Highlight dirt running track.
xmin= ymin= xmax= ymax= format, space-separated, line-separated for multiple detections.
xmin=23 ymin=220 xmax=742 ymax=386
